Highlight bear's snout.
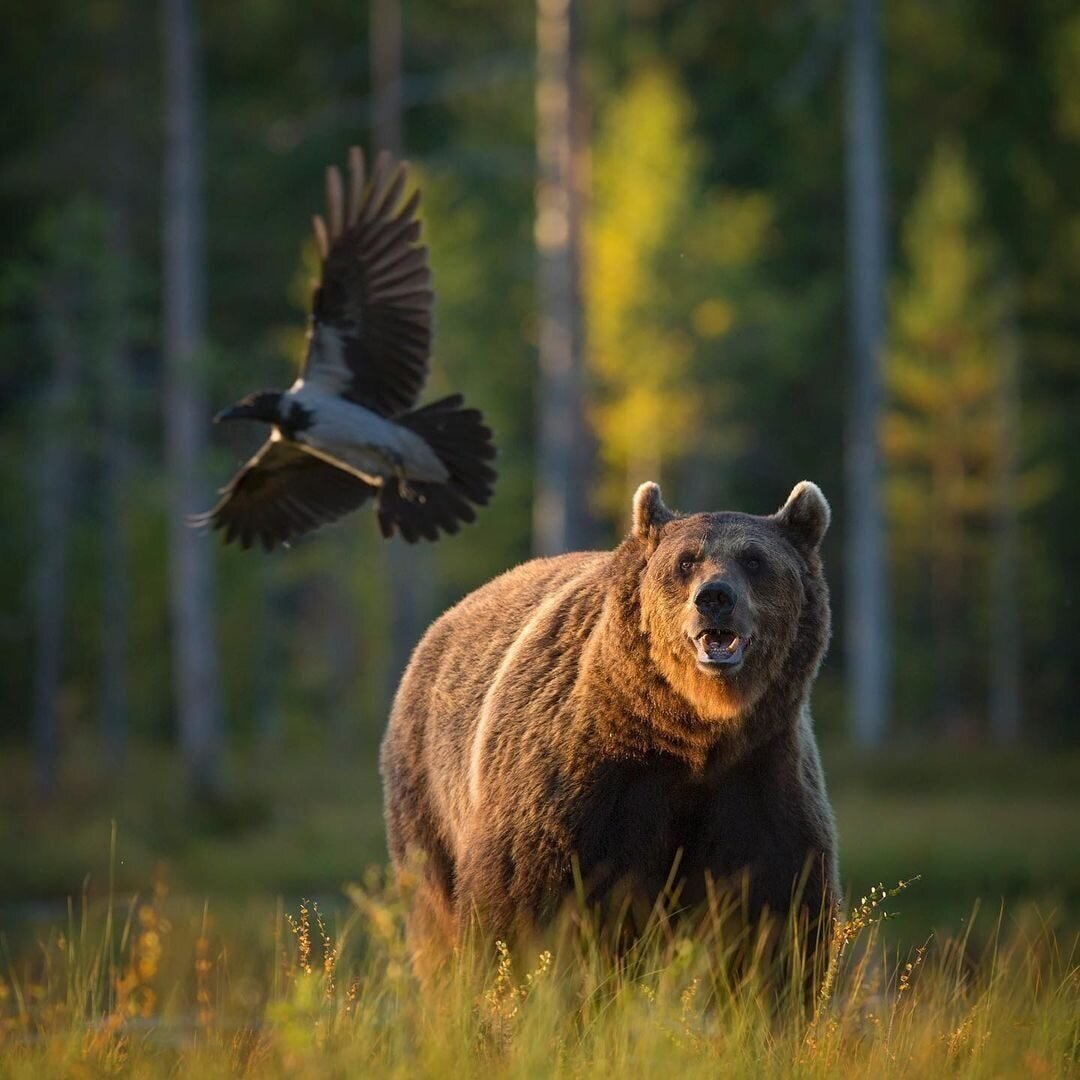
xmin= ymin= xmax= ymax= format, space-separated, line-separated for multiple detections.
xmin=692 ymin=578 xmax=738 ymax=615
xmin=685 ymin=576 xmax=755 ymax=671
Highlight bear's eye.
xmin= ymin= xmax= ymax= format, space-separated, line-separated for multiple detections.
xmin=678 ymin=556 xmax=696 ymax=574
xmin=743 ymin=554 xmax=763 ymax=574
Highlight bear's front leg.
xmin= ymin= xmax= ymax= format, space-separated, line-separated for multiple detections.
xmin=453 ymin=814 xmax=576 ymax=948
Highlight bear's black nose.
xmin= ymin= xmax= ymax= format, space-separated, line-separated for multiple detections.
xmin=693 ymin=578 xmax=738 ymax=614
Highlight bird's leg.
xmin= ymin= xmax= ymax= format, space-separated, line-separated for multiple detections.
xmin=385 ymin=450 xmax=417 ymax=501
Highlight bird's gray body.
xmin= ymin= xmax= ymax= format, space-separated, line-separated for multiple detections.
xmin=287 ymin=381 xmax=449 ymax=486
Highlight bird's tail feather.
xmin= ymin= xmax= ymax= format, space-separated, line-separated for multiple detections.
xmin=377 ymin=394 xmax=496 ymax=542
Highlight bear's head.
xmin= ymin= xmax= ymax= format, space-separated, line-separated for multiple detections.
xmin=631 ymin=481 xmax=831 ymax=724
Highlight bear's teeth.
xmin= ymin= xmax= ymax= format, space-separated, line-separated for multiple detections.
xmin=702 ymin=630 xmax=738 ymax=656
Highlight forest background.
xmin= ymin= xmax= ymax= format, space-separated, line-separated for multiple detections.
xmin=1 ymin=0 xmax=1077 ymax=951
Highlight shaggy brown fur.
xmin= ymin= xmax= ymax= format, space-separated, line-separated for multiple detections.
xmin=381 ymin=481 xmax=839 ymax=972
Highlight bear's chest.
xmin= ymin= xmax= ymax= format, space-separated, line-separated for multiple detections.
xmin=574 ymin=757 xmax=780 ymax=905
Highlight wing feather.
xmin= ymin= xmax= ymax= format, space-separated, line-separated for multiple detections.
xmin=346 ymin=146 xmax=364 ymax=225
xmin=301 ymin=147 xmax=433 ymax=416
xmin=325 ymin=165 xmax=345 ymax=237
xmin=192 ymin=440 xmax=376 ymax=551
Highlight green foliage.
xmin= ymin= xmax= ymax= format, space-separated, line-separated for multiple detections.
xmin=587 ymin=67 xmax=775 ymax=521
xmin=0 ymin=0 xmax=1077 ymax=800
xmin=588 ymin=67 xmax=702 ymax=507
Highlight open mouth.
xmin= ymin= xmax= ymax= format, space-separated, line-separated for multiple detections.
xmin=693 ymin=629 xmax=749 ymax=668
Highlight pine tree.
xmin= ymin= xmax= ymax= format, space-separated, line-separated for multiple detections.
xmin=884 ymin=142 xmax=1029 ymax=739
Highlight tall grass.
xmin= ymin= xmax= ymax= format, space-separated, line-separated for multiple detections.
xmin=0 ymin=860 xmax=1076 ymax=1078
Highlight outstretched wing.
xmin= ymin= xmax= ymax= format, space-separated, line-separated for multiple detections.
xmin=302 ymin=147 xmax=433 ymax=417
xmin=193 ymin=435 xmax=376 ymax=551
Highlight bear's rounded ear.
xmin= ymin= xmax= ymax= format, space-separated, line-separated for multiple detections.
xmin=632 ymin=481 xmax=675 ymax=549
xmin=774 ymin=481 xmax=830 ymax=556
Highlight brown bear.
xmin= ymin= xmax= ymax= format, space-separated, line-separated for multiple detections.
xmin=381 ymin=481 xmax=839 ymax=970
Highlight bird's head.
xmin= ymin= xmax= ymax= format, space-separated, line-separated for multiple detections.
xmin=214 ymin=390 xmax=284 ymax=425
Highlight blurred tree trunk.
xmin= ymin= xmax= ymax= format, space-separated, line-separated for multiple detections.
xmin=990 ymin=299 xmax=1021 ymax=744
xmin=371 ymin=0 xmax=403 ymax=162
xmin=372 ymin=0 xmax=433 ymax=705
xmin=533 ymin=0 xmax=590 ymax=555
xmin=100 ymin=221 xmax=131 ymax=772
xmin=162 ymin=0 xmax=223 ymax=795
xmin=32 ymin=286 xmax=81 ymax=798
xmin=844 ymin=0 xmax=890 ymax=749
xmin=99 ymin=34 xmax=134 ymax=772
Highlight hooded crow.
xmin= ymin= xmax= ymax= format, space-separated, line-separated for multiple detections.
xmin=195 ymin=147 xmax=496 ymax=550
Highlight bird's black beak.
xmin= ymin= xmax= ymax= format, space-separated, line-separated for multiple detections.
xmin=213 ymin=390 xmax=282 ymax=424
xmin=214 ymin=404 xmax=248 ymax=423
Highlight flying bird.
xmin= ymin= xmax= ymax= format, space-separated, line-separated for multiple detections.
xmin=195 ymin=147 xmax=496 ymax=550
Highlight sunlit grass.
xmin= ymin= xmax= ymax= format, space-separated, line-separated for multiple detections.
xmin=2 ymin=750 xmax=1078 ymax=1075
xmin=0 ymin=853 xmax=1076 ymax=1078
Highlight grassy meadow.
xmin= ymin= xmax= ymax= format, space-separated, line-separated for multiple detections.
xmin=1 ymin=744 xmax=1078 ymax=1077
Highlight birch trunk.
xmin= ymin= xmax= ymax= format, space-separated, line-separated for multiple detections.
xmin=100 ymin=41 xmax=134 ymax=771
xmin=372 ymin=0 xmax=434 ymax=702
xmin=533 ymin=0 xmax=589 ymax=556
xmin=162 ymin=0 xmax=223 ymax=794
xmin=32 ymin=288 xmax=81 ymax=797
xmin=844 ymin=0 xmax=890 ymax=748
